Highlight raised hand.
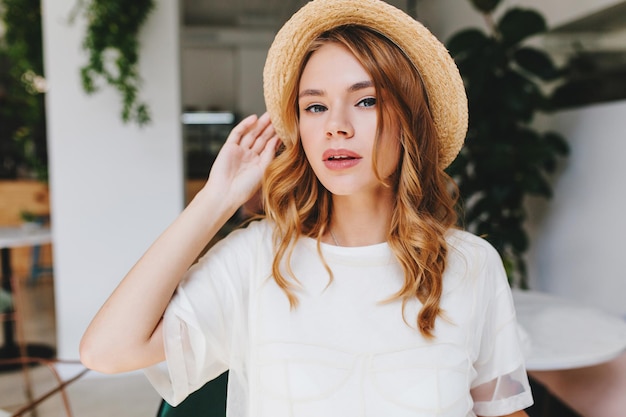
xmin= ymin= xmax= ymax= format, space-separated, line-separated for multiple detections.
xmin=80 ymin=113 xmax=280 ymax=374
xmin=205 ymin=112 xmax=280 ymax=209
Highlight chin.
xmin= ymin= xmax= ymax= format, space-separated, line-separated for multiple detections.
xmin=319 ymin=181 xmax=354 ymax=196
xmin=320 ymin=180 xmax=379 ymax=198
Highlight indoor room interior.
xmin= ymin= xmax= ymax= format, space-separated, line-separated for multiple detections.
xmin=1 ymin=0 xmax=626 ymax=416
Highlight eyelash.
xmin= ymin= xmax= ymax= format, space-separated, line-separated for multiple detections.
xmin=358 ymin=97 xmax=376 ymax=107
xmin=303 ymin=97 xmax=377 ymax=113
xmin=305 ymin=104 xmax=327 ymax=113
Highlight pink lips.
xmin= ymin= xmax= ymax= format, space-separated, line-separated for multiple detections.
xmin=322 ymin=148 xmax=362 ymax=170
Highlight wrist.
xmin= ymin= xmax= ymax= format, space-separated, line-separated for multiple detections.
xmin=189 ymin=184 xmax=240 ymax=223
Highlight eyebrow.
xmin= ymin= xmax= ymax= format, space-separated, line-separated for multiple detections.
xmin=298 ymin=80 xmax=374 ymax=99
xmin=349 ymin=80 xmax=374 ymax=92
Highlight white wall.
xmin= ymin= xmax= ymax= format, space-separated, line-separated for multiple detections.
xmin=527 ymin=100 xmax=626 ymax=317
xmin=420 ymin=0 xmax=626 ymax=317
xmin=42 ymin=0 xmax=183 ymax=359
xmin=236 ymin=47 xmax=269 ymax=117
xmin=181 ymin=47 xmax=237 ymax=111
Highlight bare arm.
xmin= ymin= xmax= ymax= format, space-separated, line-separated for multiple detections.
xmin=79 ymin=113 xmax=279 ymax=374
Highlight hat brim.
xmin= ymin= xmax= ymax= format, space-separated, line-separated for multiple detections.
xmin=263 ymin=0 xmax=468 ymax=168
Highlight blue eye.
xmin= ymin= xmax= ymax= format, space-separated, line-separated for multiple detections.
xmin=305 ymin=104 xmax=327 ymax=113
xmin=358 ymin=97 xmax=376 ymax=107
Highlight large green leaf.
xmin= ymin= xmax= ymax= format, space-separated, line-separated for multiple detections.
xmin=508 ymin=226 xmax=530 ymax=252
xmin=466 ymin=196 xmax=494 ymax=223
xmin=543 ymin=131 xmax=570 ymax=156
xmin=498 ymin=8 xmax=546 ymax=47
xmin=448 ymin=1 xmax=569 ymax=289
xmin=514 ymin=47 xmax=560 ymax=80
xmin=447 ymin=29 xmax=489 ymax=59
xmin=500 ymin=71 xmax=542 ymax=122
xmin=521 ymin=170 xmax=552 ymax=197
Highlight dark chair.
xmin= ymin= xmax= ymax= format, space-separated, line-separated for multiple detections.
xmin=526 ymin=377 xmax=582 ymax=417
xmin=156 ymin=371 xmax=228 ymax=417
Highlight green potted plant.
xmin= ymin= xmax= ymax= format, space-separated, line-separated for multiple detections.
xmin=20 ymin=209 xmax=41 ymax=232
xmin=0 ymin=0 xmax=48 ymax=181
xmin=445 ymin=0 xmax=570 ymax=288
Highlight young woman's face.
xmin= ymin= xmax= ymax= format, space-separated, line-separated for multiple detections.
xmin=298 ymin=42 xmax=401 ymax=197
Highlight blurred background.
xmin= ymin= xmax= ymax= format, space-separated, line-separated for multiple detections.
xmin=1 ymin=0 xmax=625 ymax=416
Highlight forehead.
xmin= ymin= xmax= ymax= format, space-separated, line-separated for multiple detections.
xmin=299 ymin=42 xmax=372 ymax=89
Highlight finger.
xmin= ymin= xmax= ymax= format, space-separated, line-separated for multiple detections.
xmin=239 ymin=112 xmax=271 ymax=149
xmin=240 ymin=112 xmax=271 ymax=149
xmin=225 ymin=114 xmax=258 ymax=145
xmin=259 ymin=136 xmax=281 ymax=167
xmin=250 ymin=122 xmax=276 ymax=154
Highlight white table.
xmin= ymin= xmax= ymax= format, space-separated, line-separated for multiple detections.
xmin=0 ymin=226 xmax=52 ymax=249
xmin=512 ymin=289 xmax=626 ymax=371
xmin=0 ymin=226 xmax=54 ymax=366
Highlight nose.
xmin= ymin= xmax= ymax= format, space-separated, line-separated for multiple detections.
xmin=325 ymin=108 xmax=354 ymax=139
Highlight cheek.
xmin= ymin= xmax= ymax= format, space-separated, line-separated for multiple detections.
xmin=299 ymin=116 xmax=327 ymax=162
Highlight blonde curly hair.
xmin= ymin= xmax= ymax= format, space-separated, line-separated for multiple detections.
xmin=261 ymin=25 xmax=459 ymax=338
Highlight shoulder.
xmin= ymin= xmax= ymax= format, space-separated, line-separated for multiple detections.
xmin=193 ymin=219 xmax=275 ymax=271
xmin=445 ymin=229 xmax=501 ymax=266
xmin=214 ymin=218 xmax=274 ymax=249
xmin=184 ymin=219 xmax=276 ymax=292
xmin=444 ymin=228 xmax=508 ymax=291
xmin=230 ymin=217 xmax=275 ymax=238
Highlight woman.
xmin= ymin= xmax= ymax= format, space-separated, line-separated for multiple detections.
xmin=80 ymin=0 xmax=533 ymax=416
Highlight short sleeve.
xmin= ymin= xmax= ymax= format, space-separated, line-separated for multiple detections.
xmin=470 ymin=243 xmax=534 ymax=416
xmin=143 ymin=256 xmax=232 ymax=405
xmin=144 ymin=220 xmax=270 ymax=406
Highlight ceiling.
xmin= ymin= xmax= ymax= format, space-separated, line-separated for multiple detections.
xmin=544 ymin=1 xmax=626 ymax=108
xmin=178 ymin=0 xmax=626 ymax=109
xmin=551 ymin=1 xmax=626 ymax=33
xmin=543 ymin=0 xmax=626 ymax=63
xmin=181 ymin=0 xmax=409 ymax=28
xmin=182 ymin=0 xmax=311 ymax=28
xmin=182 ymin=0 xmax=626 ymax=31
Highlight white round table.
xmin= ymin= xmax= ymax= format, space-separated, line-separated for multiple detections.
xmin=512 ymin=289 xmax=626 ymax=371
xmin=0 ymin=226 xmax=52 ymax=248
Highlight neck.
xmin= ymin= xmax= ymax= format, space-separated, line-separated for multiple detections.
xmin=329 ymin=190 xmax=394 ymax=247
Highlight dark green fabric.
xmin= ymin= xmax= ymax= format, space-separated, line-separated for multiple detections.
xmin=157 ymin=371 xmax=228 ymax=417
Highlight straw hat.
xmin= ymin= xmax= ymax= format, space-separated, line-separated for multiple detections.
xmin=263 ymin=0 xmax=468 ymax=168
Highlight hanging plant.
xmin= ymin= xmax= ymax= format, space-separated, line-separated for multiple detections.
xmin=446 ymin=0 xmax=570 ymax=288
xmin=76 ymin=0 xmax=155 ymax=126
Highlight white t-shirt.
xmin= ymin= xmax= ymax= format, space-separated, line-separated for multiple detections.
xmin=145 ymin=219 xmax=533 ymax=417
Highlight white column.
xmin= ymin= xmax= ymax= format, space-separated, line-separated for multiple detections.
xmin=41 ymin=0 xmax=183 ymax=359
xmin=528 ymin=100 xmax=626 ymax=317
